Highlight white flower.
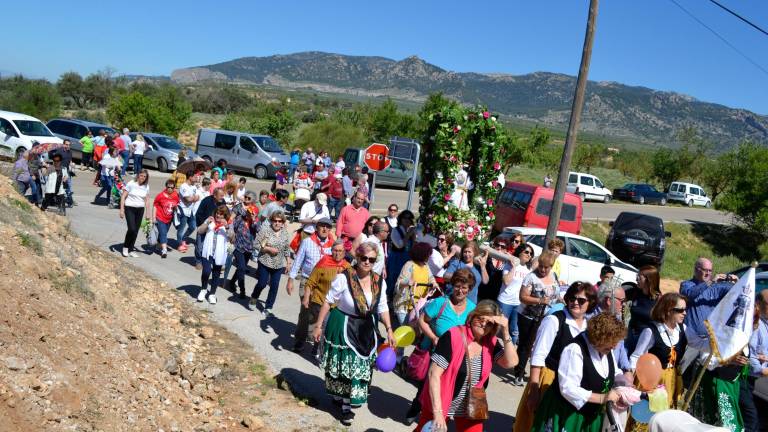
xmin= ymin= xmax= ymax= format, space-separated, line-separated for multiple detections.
xmin=456 ymin=125 xmax=462 ymax=131
xmin=444 ymin=206 xmax=449 ymax=211
xmin=463 ymin=115 xmax=468 ymax=121
xmin=476 ymin=196 xmax=484 ymax=203
xmin=483 ymin=204 xmax=488 ymax=208
xmin=490 ymin=142 xmax=495 ymax=146
xmin=486 ymin=216 xmax=491 ymax=221
xmin=491 ymin=116 xmax=497 ymax=122
xmin=452 ymin=140 xmax=456 ymax=145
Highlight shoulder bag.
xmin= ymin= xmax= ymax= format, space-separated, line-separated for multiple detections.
xmin=405 ymin=298 xmax=449 ymax=381
xmin=461 ymin=331 xmax=489 ymax=420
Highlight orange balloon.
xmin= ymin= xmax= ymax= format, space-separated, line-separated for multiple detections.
xmin=377 ymin=343 xmax=390 ymax=354
xmin=636 ymin=353 xmax=663 ymax=391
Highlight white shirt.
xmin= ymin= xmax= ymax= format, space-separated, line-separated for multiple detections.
xmin=558 ymin=340 xmax=626 ymax=410
xmin=202 ymin=222 xmax=229 ymax=265
xmin=385 ymin=216 xmax=398 ymax=229
xmin=498 ymin=263 xmax=531 ymax=306
xmin=178 ymin=183 xmax=197 ymax=216
xmin=427 ymin=249 xmax=446 ymax=277
xmin=193 ymin=188 xmax=209 ymax=215
xmin=629 ymin=322 xmax=686 ymax=369
xmin=326 ymin=274 xmax=389 ymax=316
xmin=100 ymin=154 xmax=118 ymax=176
xmin=123 ymin=180 xmax=149 ymax=208
xmin=530 ymin=309 xmax=587 ymax=367
xmin=368 ymin=236 xmax=386 ymax=275
xmin=237 ymin=187 xmax=245 ymax=201
xmin=131 ymin=140 xmax=146 ymax=155
xmin=299 ymin=200 xmax=330 ymax=233
xmin=335 ymin=160 xmax=346 ymax=171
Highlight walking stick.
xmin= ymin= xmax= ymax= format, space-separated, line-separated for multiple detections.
xmin=605 ymin=401 xmax=620 ymax=432
xmin=680 ymin=351 xmax=714 ymax=412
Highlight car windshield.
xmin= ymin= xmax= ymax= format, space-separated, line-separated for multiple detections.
xmin=88 ymin=126 xmax=116 ymax=136
xmin=614 ymin=214 xmax=663 ymax=232
xmin=621 ymin=184 xmax=637 ymax=190
xmin=152 ymin=136 xmax=183 ymax=150
xmin=14 ymin=120 xmax=53 ymax=137
xmin=253 ymin=136 xmax=283 ymax=153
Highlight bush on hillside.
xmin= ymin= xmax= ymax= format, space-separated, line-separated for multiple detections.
xmin=294 ymin=120 xmax=366 ymax=158
xmin=221 ymin=104 xmax=299 ymax=146
xmin=0 ymin=76 xmax=61 ymax=120
xmin=106 ymin=86 xmax=191 ymax=136
xmin=718 ymin=142 xmax=768 ymax=236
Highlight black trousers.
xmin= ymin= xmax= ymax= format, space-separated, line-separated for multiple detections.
xmin=123 ymin=206 xmax=144 ymax=250
xmin=742 ymin=376 xmax=760 ymax=432
xmin=515 ymin=314 xmax=538 ymax=378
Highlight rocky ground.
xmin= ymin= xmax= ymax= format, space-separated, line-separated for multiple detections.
xmin=0 ymin=174 xmax=339 ymax=431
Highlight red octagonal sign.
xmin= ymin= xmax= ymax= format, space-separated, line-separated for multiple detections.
xmin=364 ymin=143 xmax=391 ymax=171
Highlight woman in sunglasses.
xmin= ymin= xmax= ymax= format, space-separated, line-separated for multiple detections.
xmin=195 ymin=205 xmax=232 ymax=304
xmin=626 ymin=265 xmax=661 ymax=353
xmin=427 ymin=232 xmax=461 ymax=289
xmin=250 ymin=210 xmax=292 ymax=318
xmin=312 ymin=242 xmax=396 ymax=426
xmin=627 ymin=293 xmax=688 ymax=431
xmin=152 ymin=179 xmax=180 ymax=258
xmin=514 ymin=281 xmax=595 ymax=432
xmin=358 ymin=216 xmax=380 ymax=243
xmin=497 ymin=243 xmax=536 ymax=373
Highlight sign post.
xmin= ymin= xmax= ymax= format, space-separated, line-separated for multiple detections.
xmin=364 ymin=143 xmax=390 ymax=210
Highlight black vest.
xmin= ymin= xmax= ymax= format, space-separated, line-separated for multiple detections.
xmin=544 ymin=310 xmax=582 ymax=371
xmin=647 ymin=323 xmax=687 ymax=369
xmin=554 ymin=334 xmax=615 ymax=417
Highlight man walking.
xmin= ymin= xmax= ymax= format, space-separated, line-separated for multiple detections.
xmin=336 ymin=192 xmax=370 ymax=247
xmin=298 ymin=193 xmax=330 ymax=236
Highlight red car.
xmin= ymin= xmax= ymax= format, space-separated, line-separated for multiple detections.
xmin=493 ymin=182 xmax=583 ymax=235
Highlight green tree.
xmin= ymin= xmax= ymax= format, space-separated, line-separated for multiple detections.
xmin=699 ymin=150 xmax=736 ymax=202
xmin=651 ymin=147 xmax=683 ymax=187
xmin=221 ymin=104 xmax=299 ymax=146
xmin=719 ymin=142 xmax=768 ymax=235
xmin=106 ymin=88 xmax=192 ymax=136
xmin=83 ymin=68 xmax=115 ymax=107
xmin=615 ymin=149 xmax=654 ymax=183
xmin=0 ymin=76 xmax=60 ymax=120
xmin=295 ymin=120 xmax=365 ymax=158
xmin=369 ymin=98 xmax=402 ymax=142
xmin=574 ymin=142 xmax=606 ymax=171
xmin=57 ymin=72 xmax=86 ymax=108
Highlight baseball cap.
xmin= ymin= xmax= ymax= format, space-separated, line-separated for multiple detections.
xmin=316 ymin=217 xmax=333 ymax=227
xmin=316 ymin=193 xmax=328 ymax=205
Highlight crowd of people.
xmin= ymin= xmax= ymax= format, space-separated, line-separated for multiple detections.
xmin=11 ymin=136 xmax=768 ymax=432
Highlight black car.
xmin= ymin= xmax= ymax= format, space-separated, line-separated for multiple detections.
xmin=606 ymin=212 xmax=671 ymax=267
xmin=612 ymin=183 xmax=668 ymax=205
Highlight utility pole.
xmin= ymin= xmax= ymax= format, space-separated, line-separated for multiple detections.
xmin=545 ymin=0 xmax=600 ymax=247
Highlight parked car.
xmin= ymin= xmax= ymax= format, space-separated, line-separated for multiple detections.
xmin=566 ymin=171 xmax=612 ymax=203
xmin=606 ymin=212 xmax=670 ymax=268
xmin=667 ymin=181 xmax=711 ymax=208
xmin=195 ymin=128 xmax=289 ymax=179
xmin=613 ymin=183 xmax=668 ymax=205
xmin=0 ymin=110 xmax=63 ymax=160
xmin=46 ymin=118 xmax=116 ymax=160
xmin=503 ymin=226 xmax=639 ymax=289
xmin=342 ymin=147 xmax=420 ymax=189
xmin=730 ymin=262 xmax=768 ymax=279
xmin=129 ymin=132 xmax=196 ymax=172
xmin=493 ymin=181 xmax=583 ymax=235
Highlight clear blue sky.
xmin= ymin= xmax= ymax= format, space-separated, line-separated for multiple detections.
xmin=3 ymin=0 xmax=767 ymax=114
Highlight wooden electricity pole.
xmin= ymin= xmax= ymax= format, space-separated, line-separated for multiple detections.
xmin=545 ymin=0 xmax=600 ymax=247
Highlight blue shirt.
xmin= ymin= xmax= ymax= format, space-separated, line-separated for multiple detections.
xmin=681 ymin=278 xmax=733 ymax=351
xmin=419 ymin=296 xmax=476 ymax=350
xmin=749 ymin=318 xmax=768 ymax=377
xmin=290 ymin=152 xmax=300 ymax=165
xmin=444 ymin=259 xmax=482 ymax=303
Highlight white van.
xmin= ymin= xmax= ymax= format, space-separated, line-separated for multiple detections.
xmin=0 ymin=110 xmax=63 ymax=159
xmin=567 ymin=171 xmax=612 ymax=203
xmin=667 ymin=181 xmax=711 ymax=207
xmin=195 ymin=128 xmax=290 ymax=179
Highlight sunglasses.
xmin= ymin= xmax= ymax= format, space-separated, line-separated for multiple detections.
xmin=493 ymin=244 xmax=507 ymax=249
xmin=521 ymin=250 xmax=532 ymax=255
xmin=438 ymin=237 xmax=447 ymax=242
xmin=614 ymin=298 xmax=628 ymax=304
xmin=567 ymin=297 xmax=589 ymax=306
xmin=244 ymin=197 xmax=253 ymax=201
xmin=271 ymin=219 xmax=285 ymax=223
xmin=388 ymin=208 xmax=397 ymax=212
xmin=358 ymin=256 xmax=377 ymax=264
xmin=512 ymin=239 xmax=522 ymax=244
xmin=672 ymin=307 xmax=687 ymax=313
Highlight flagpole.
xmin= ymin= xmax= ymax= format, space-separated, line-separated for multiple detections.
xmin=680 ymin=351 xmax=714 ymax=411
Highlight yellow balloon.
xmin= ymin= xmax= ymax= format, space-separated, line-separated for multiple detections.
xmin=393 ymin=326 xmax=416 ymax=347
xmin=289 ymin=192 xmax=295 ymax=201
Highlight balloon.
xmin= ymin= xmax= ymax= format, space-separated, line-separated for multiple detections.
xmin=631 ymin=399 xmax=653 ymax=423
xmin=546 ymin=303 xmax=565 ymax=315
xmin=393 ymin=326 xmax=416 ymax=347
xmin=376 ymin=347 xmax=397 ymax=372
xmin=288 ymin=192 xmax=295 ymax=201
xmin=377 ymin=343 xmax=390 ymax=354
xmin=636 ymin=353 xmax=663 ymax=391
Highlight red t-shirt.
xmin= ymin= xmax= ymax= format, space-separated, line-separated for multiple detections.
xmin=153 ymin=191 xmax=179 ymax=224
xmin=322 ymin=177 xmax=343 ymax=199
xmin=113 ymin=137 xmax=126 ymax=152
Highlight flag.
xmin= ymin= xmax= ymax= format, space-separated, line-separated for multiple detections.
xmin=704 ymin=267 xmax=756 ymax=364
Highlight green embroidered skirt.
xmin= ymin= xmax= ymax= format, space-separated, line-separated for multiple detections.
xmin=531 ymin=387 xmax=605 ymax=432
xmin=687 ymin=369 xmax=743 ymax=432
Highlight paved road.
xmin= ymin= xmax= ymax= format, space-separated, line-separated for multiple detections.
xmin=64 ymin=170 xmax=524 ymax=431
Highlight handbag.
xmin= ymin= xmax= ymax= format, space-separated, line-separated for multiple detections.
xmin=406 ymin=299 xmax=449 ymax=381
xmin=147 ymin=224 xmax=159 ymax=247
xmin=289 ymin=230 xmax=302 ymax=253
xmin=461 ymin=331 xmax=489 ymax=420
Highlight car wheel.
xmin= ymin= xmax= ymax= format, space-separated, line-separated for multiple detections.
xmin=579 ymin=193 xmax=586 ymax=202
xmin=638 ymin=196 xmax=645 ymax=205
xmin=604 ymin=195 xmax=611 ymax=204
xmin=705 ymin=201 xmax=711 ymax=208
xmin=157 ymin=157 xmax=168 ymax=173
xmin=660 ymin=198 xmax=667 ymax=206
xmin=254 ymin=165 xmax=268 ymax=179
xmin=687 ymin=199 xmax=693 ymax=207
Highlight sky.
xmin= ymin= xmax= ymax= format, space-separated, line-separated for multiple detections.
xmin=2 ymin=0 xmax=767 ymax=114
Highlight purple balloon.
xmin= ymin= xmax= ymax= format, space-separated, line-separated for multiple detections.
xmin=376 ymin=347 xmax=397 ymax=372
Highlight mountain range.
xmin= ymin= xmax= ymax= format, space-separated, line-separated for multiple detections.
xmin=170 ymin=51 xmax=768 ymax=149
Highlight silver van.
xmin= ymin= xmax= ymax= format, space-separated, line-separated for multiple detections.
xmin=195 ymin=128 xmax=290 ymax=179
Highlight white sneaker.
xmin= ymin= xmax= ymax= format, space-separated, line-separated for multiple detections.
xmin=208 ymin=294 xmax=217 ymax=305
xmin=121 ymin=248 xmax=129 ymax=257
xmin=197 ymin=289 xmax=207 ymax=302
xmin=263 ymin=309 xmax=274 ymax=318
xmin=129 ymin=251 xmax=140 ymax=258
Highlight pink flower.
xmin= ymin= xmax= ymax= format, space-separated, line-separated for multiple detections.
xmin=447 ymin=215 xmax=453 ymax=221
xmin=443 ymin=193 xmax=451 ymax=201
xmin=489 ymin=211 xmax=495 ymax=218
xmin=483 ymin=111 xmax=490 ymax=119
xmin=491 ymin=180 xmax=499 ymax=188
xmin=467 ymin=219 xmax=477 ymax=227
xmin=449 ymin=155 xmax=457 ymax=162
xmin=487 ymin=199 xmax=494 ymax=206
xmin=466 ymin=231 xmax=475 ymax=241
xmin=493 ymin=162 xmax=501 ymax=171
xmin=458 ymin=223 xmax=466 ymax=232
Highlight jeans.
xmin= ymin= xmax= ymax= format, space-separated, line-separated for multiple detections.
xmin=16 ymin=180 xmax=38 ymax=204
xmin=123 ymin=206 xmax=144 ymax=250
xmin=230 ymin=250 xmax=252 ymax=293
xmin=120 ymin=150 xmax=130 ymax=176
xmin=251 ymin=263 xmax=285 ymax=310
xmin=222 ymin=253 xmax=234 ymax=283
xmin=64 ymin=175 xmax=73 ymax=206
xmin=288 ymin=163 xmax=297 ymax=182
xmin=133 ymin=154 xmax=143 ymax=174
xmin=499 ymin=302 xmax=520 ymax=344
xmin=156 ymin=220 xmax=171 ymax=245
xmin=201 ymin=256 xmax=223 ymax=295
xmin=194 ymin=233 xmax=204 ymax=265
xmin=95 ymin=174 xmax=113 ymax=202
xmin=328 ymin=197 xmax=343 ymax=220
xmin=176 ymin=212 xmax=196 ymax=245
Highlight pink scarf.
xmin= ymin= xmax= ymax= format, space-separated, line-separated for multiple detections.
xmin=419 ymin=324 xmax=497 ymax=420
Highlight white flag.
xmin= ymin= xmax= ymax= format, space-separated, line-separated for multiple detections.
xmin=704 ymin=267 xmax=756 ymax=364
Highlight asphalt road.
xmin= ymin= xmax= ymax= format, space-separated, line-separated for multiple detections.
xmin=64 ymin=170 xmax=524 ymax=431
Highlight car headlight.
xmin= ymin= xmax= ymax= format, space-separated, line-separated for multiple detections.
xmin=171 ymin=155 xmax=179 ymax=162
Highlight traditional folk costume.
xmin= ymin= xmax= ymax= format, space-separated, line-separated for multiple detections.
xmin=513 ymin=309 xmax=587 ymax=432
xmin=320 ymin=268 xmax=388 ymax=406
xmin=532 ymin=333 xmax=624 ymax=432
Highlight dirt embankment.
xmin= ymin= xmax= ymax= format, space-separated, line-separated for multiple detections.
xmin=0 ymin=175 xmax=336 ymax=431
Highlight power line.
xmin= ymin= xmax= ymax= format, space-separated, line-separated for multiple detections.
xmin=707 ymin=0 xmax=768 ymax=37
xmin=667 ymin=0 xmax=768 ymax=77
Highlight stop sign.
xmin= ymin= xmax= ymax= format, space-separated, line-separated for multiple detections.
xmin=364 ymin=143 xmax=391 ymax=171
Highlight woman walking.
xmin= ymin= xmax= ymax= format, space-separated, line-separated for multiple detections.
xmin=227 ymin=195 xmax=258 ymax=298
xmin=293 ymin=165 xmax=313 ymax=209
xmin=531 ymin=312 xmax=628 ymax=432
xmin=312 ymin=242 xmax=396 ymax=426
xmin=497 ymin=242 xmax=535 ymax=359
xmin=94 ymin=147 xmax=119 ymax=205
xmin=477 ymin=236 xmax=511 ymax=302
xmin=196 ymin=205 xmax=231 ymax=305
xmin=12 ymin=150 xmax=34 ymax=202
xmin=250 ymin=210 xmax=292 ymax=317
xmin=414 ymin=300 xmax=518 ymax=432
xmin=393 ymin=242 xmax=440 ymax=327
xmin=627 ymin=265 xmax=662 ymax=353
xmin=427 ymin=232 xmax=461 ymax=289
xmin=119 ymin=169 xmax=151 ymax=257
xmin=130 ymin=134 xmax=147 ymax=174
xmin=40 ymin=153 xmax=69 ymax=214
xmin=152 ymin=179 xmax=180 ymax=258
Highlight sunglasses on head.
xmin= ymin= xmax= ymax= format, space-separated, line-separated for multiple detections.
xmin=567 ymin=297 xmax=589 ymax=306
xmin=358 ymin=256 xmax=377 ymax=264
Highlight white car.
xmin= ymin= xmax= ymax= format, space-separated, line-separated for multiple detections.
xmin=667 ymin=181 xmax=712 ymax=208
xmin=567 ymin=171 xmax=612 ymax=203
xmin=0 ymin=110 xmax=63 ymax=160
xmin=503 ymin=227 xmax=639 ymax=289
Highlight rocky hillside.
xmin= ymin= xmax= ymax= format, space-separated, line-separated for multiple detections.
xmin=0 ymin=174 xmax=335 ymax=431
xmin=171 ymin=51 xmax=768 ymax=149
